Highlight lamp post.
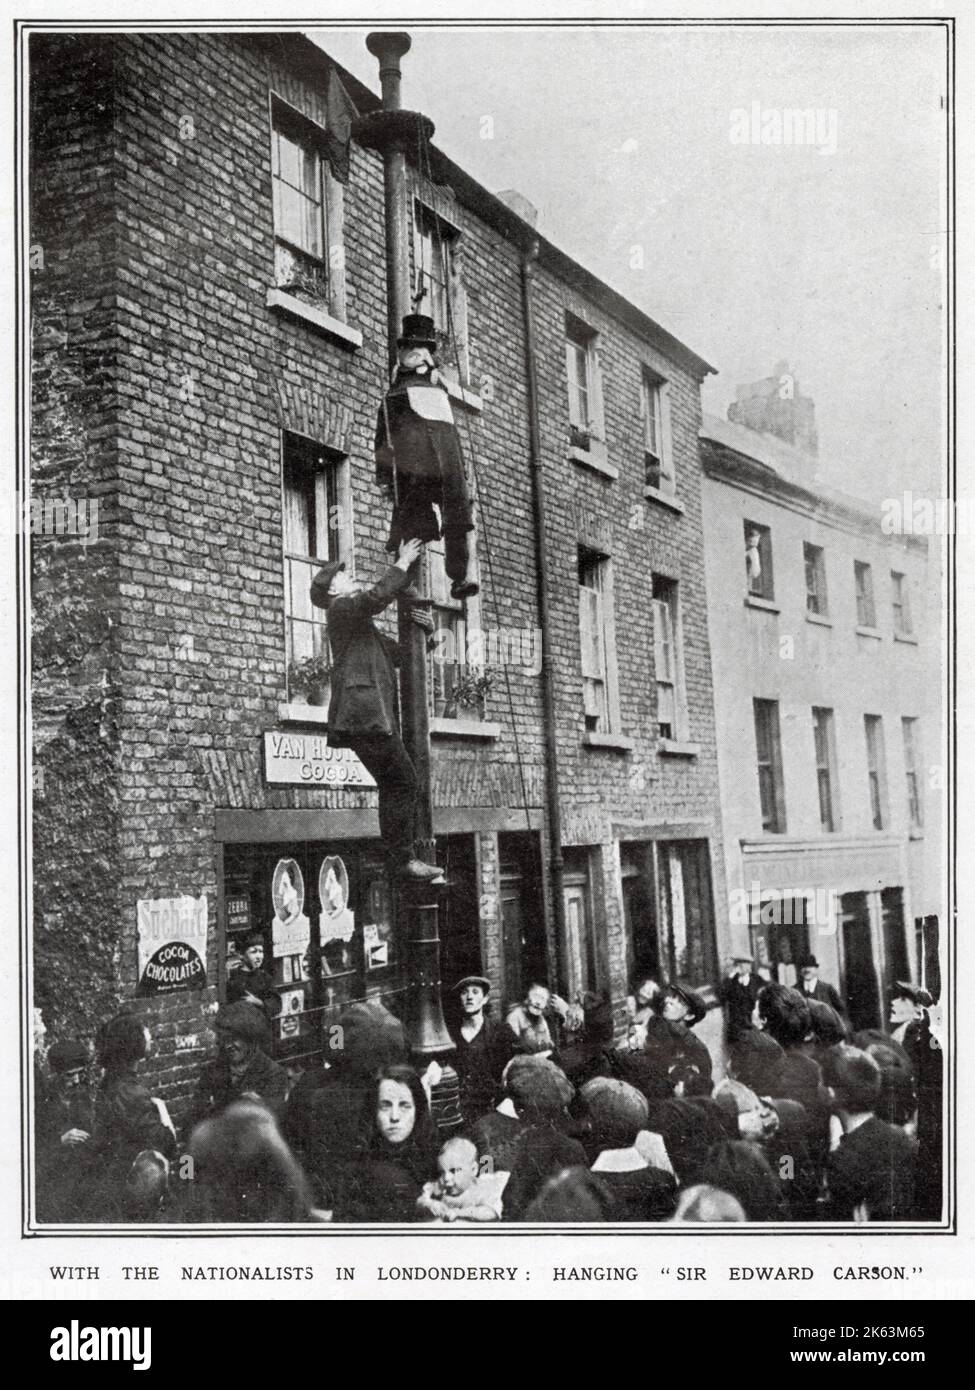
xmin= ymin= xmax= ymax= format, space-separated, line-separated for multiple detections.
xmin=354 ymin=32 xmax=460 ymax=1132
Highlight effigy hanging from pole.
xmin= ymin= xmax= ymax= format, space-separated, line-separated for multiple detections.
xmin=375 ymin=312 xmax=479 ymax=601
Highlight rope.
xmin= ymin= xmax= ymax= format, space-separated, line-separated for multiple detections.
xmin=413 ymin=116 xmax=534 ymax=836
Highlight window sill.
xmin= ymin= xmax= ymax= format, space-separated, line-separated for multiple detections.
xmin=265 ymin=289 xmax=363 ymax=349
xmin=443 ymin=377 xmax=483 ymax=412
xmin=744 ymin=594 xmax=780 ymax=614
xmin=659 ymin=739 xmax=700 ymax=758
xmin=277 ymin=701 xmax=329 ymax=725
xmin=430 ymin=717 xmax=500 ymax=740
xmin=583 ymin=732 xmax=635 ymax=752
xmin=855 ymin=625 xmax=883 ymax=640
xmin=805 ymin=611 xmax=833 ymax=628
xmin=908 ymin=827 xmax=925 ymax=840
xmin=642 ymin=485 xmax=685 ymax=515
xmin=569 ymin=441 xmax=618 ymax=480
xmin=894 ymin=631 xmax=919 ymax=645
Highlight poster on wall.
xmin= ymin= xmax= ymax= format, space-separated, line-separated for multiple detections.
xmin=136 ymin=894 xmax=208 ymax=997
xmin=277 ymin=987 xmax=305 ymax=1041
xmin=319 ymin=855 xmax=356 ymax=975
xmin=270 ymin=858 xmax=311 ymax=969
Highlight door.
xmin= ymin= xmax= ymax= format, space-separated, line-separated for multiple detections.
xmin=839 ymin=891 xmax=881 ymax=1031
xmin=621 ymin=845 xmax=659 ymax=986
xmin=881 ymin=888 xmax=909 ymax=997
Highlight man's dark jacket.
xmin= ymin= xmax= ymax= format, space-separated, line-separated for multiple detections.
xmin=827 ymin=1115 xmax=917 ymax=1221
xmin=718 ymin=973 xmax=764 ymax=1043
xmin=310 ymin=565 xmax=407 ymax=747
xmin=451 ymin=1016 xmax=516 ymax=1124
xmin=800 ymin=978 xmax=847 ymax=1016
xmin=187 ymin=1049 xmax=288 ymax=1131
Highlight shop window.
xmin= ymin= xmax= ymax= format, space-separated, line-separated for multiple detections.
xmin=221 ymin=842 xmax=403 ymax=1068
xmin=749 ymin=897 xmax=810 ymax=988
xmin=621 ymin=843 xmax=660 ymax=988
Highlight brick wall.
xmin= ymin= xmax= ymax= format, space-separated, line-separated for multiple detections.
xmin=30 ymin=31 xmax=728 ymax=1107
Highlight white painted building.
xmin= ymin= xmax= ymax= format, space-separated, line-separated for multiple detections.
xmin=701 ymin=373 xmax=942 ymax=1032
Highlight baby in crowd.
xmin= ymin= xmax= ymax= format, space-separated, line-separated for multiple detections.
xmin=417 ymin=1136 xmax=507 ymax=1223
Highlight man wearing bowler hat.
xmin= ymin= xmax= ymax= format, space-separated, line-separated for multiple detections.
xmin=718 ymin=953 xmax=764 ymax=1045
xmin=797 ymin=953 xmax=846 ymax=1017
xmin=310 ymin=536 xmax=443 ymax=883
xmin=375 ymin=313 xmax=478 ymax=601
xmin=449 ymin=975 xmax=515 ymax=1124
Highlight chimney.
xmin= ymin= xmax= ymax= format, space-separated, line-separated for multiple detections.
xmin=497 ymin=188 xmax=538 ymax=228
xmin=727 ymin=360 xmax=818 ymax=455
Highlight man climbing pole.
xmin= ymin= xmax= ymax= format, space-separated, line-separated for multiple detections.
xmin=310 ymin=536 xmax=443 ymax=883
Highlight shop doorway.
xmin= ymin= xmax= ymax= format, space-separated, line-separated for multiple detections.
xmin=839 ymin=891 xmax=881 ymax=1031
xmin=499 ymin=831 xmax=547 ymax=1009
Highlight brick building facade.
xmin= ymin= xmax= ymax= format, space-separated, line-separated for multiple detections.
xmin=29 ymin=30 xmax=728 ymax=1120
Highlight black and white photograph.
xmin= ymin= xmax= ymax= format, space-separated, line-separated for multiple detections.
xmin=9 ymin=2 xmax=967 ymax=1307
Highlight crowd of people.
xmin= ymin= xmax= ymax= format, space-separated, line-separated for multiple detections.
xmin=33 ymin=963 xmax=943 ymax=1225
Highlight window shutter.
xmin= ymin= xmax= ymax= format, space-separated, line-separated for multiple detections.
xmin=652 ymin=598 xmax=674 ymax=681
xmin=658 ymin=380 xmax=675 ymax=486
xmin=589 ymin=340 xmax=605 ymax=439
xmin=579 ymin=586 xmax=604 ymax=679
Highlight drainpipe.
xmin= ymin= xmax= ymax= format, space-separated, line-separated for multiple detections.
xmin=520 ymin=242 xmax=567 ymax=996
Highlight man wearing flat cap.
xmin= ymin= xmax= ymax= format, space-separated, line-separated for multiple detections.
xmin=718 ymin=954 xmax=764 ymax=1045
xmin=310 ymin=535 xmax=442 ymax=883
xmin=797 ymin=954 xmax=846 ymax=1017
xmin=888 ymin=981 xmax=942 ymax=1219
xmin=449 ymin=975 xmax=515 ymax=1125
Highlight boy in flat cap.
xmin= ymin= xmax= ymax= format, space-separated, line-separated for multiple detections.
xmin=449 ymin=976 xmax=515 ymax=1124
xmin=311 ymin=535 xmax=442 ymax=882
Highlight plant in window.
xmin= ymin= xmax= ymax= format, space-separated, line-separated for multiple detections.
xmin=444 ymin=668 xmax=493 ymax=719
xmin=569 ymin=422 xmax=592 ymax=452
xmin=288 ymin=653 xmax=332 ymax=706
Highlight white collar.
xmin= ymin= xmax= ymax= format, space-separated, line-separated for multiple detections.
xmin=592 ymin=1147 xmax=648 ymax=1173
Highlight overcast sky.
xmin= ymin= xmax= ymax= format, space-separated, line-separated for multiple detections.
xmin=312 ymin=22 xmax=948 ymax=503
